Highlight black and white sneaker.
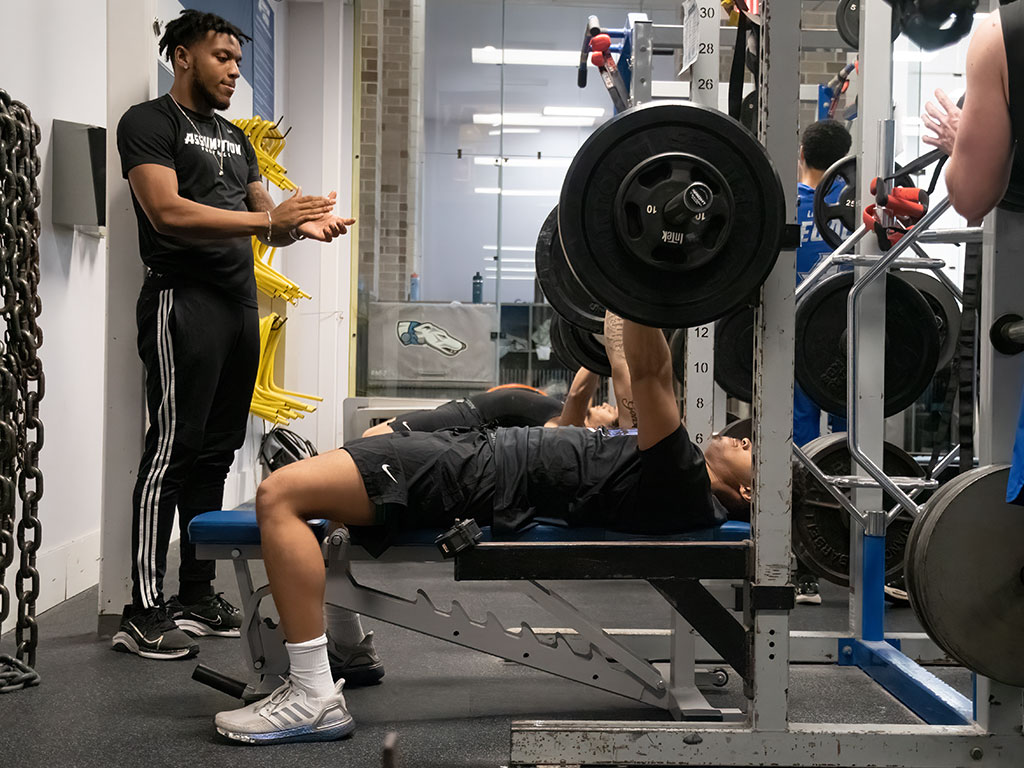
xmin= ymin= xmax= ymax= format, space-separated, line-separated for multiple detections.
xmin=795 ymin=577 xmax=822 ymax=605
xmin=167 ymin=593 xmax=242 ymax=638
xmin=328 ymin=632 xmax=385 ymax=687
xmin=111 ymin=604 xmax=199 ymax=660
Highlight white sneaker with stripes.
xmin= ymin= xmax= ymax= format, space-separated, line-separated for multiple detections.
xmin=215 ymin=678 xmax=355 ymax=745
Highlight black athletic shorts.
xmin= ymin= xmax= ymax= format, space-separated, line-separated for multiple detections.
xmin=343 ymin=429 xmax=496 ymax=555
xmin=389 ymin=399 xmax=482 ymax=432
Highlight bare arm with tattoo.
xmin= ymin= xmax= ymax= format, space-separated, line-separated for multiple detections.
xmin=604 ymin=310 xmax=637 ymax=428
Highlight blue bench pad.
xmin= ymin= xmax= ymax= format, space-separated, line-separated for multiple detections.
xmin=189 ymin=509 xmax=751 ymax=547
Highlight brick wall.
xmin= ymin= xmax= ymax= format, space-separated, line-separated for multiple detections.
xmin=358 ymin=0 xmax=422 ymax=301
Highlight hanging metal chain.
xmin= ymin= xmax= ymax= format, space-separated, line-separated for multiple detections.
xmin=0 ymin=87 xmax=45 ymax=692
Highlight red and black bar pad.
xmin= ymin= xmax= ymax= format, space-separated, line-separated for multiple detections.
xmin=863 ymin=179 xmax=929 ymax=251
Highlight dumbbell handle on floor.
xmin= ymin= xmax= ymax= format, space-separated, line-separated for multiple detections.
xmin=990 ymin=314 xmax=1024 ymax=356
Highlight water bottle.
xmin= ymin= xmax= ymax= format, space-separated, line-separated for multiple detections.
xmin=472 ymin=271 xmax=483 ymax=303
xmin=409 ymin=272 xmax=420 ymax=301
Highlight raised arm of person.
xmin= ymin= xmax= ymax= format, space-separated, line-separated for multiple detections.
xmin=545 ymin=367 xmax=599 ymax=427
xmin=604 ymin=310 xmax=637 ymax=428
xmin=621 ymin=318 xmax=681 ymax=451
xmin=942 ymin=12 xmax=1014 ymax=222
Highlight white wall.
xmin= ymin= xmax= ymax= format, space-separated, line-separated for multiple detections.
xmin=278 ymin=0 xmax=356 ymax=451
xmin=0 ymin=0 xmax=109 ymax=633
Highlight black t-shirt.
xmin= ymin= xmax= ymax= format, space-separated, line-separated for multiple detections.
xmin=116 ymin=94 xmax=261 ymax=306
xmin=491 ymin=424 xmax=727 ymax=535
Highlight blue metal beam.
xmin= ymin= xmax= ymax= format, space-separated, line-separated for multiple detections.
xmin=839 ymin=638 xmax=973 ymax=726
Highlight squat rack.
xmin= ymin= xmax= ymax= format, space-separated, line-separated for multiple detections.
xmin=507 ymin=1 xmax=1024 ymax=765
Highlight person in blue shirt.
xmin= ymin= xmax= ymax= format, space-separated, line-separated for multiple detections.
xmin=794 ymin=120 xmax=851 ymax=605
xmin=795 ymin=119 xmax=852 ymax=448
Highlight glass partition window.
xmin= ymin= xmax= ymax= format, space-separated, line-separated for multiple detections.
xmin=356 ymin=0 xmax=682 ymax=397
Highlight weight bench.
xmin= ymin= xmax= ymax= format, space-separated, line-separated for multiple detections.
xmin=189 ymin=509 xmax=759 ymax=721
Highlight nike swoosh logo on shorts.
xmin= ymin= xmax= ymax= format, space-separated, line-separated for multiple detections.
xmin=382 ymin=463 xmax=398 ymax=483
xmin=402 ymin=421 xmax=411 ymax=430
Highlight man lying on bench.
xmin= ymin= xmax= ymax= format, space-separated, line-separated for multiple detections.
xmin=361 ymin=367 xmax=618 ymax=437
xmin=213 ymin=318 xmax=754 ymax=745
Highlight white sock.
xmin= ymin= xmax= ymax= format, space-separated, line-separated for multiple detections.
xmin=285 ymin=634 xmax=335 ymax=699
xmin=324 ymin=605 xmax=366 ymax=647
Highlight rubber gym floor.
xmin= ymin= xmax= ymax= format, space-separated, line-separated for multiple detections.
xmin=1 ymin=555 xmax=969 ymax=768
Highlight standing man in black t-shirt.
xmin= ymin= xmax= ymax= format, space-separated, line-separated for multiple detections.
xmin=111 ymin=9 xmax=355 ymax=661
xmin=210 ymin=317 xmax=752 ymax=744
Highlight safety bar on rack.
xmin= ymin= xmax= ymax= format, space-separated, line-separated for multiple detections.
xmin=847 ymin=195 xmax=955 ymax=520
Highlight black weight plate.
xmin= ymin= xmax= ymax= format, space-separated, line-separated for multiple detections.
xmin=714 ymin=306 xmax=754 ymax=402
xmin=836 ymin=0 xmax=860 ymax=48
xmin=812 ymin=155 xmax=857 ymax=251
xmin=559 ymin=101 xmax=784 ymax=329
xmin=835 ymin=0 xmax=902 ymax=49
xmin=718 ymin=417 xmax=752 ymax=442
xmin=670 ymin=329 xmax=687 ymax=385
xmin=792 ymin=432 xmax=924 ymax=587
xmin=794 ymin=272 xmax=940 ymax=417
xmin=896 ymin=270 xmax=961 ymax=372
xmin=906 ymin=465 xmax=1024 ymax=686
xmin=535 ymin=206 xmax=606 ymax=335
xmin=550 ymin=314 xmax=611 ymax=377
xmin=813 ymin=155 xmax=917 ymax=252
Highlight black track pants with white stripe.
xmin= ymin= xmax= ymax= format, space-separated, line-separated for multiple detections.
xmin=131 ymin=283 xmax=260 ymax=609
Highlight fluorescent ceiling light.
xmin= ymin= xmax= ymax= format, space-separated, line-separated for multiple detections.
xmin=484 ymin=258 xmax=535 ymax=263
xmin=474 ymin=187 xmax=561 ymax=197
xmin=483 ymin=246 xmax=534 ymax=252
xmin=473 ymin=156 xmax=572 ymax=168
xmin=472 ymin=46 xmax=580 ymax=67
xmin=543 ymin=106 xmax=605 ymax=117
xmin=474 ymin=112 xmax=595 ymax=127
xmin=485 ymin=266 xmax=535 ymax=273
xmin=488 ymin=128 xmax=542 ymax=135
xmin=483 ymin=275 xmax=537 ymax=281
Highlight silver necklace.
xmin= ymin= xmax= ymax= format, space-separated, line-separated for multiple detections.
xmin=169 ymin=94 xmax=225 ymax=176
